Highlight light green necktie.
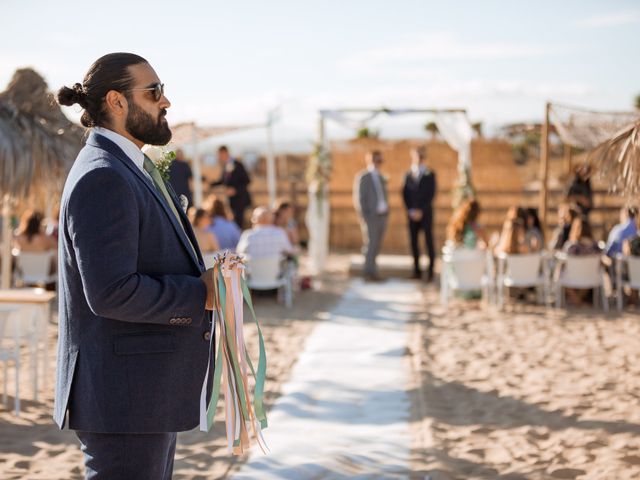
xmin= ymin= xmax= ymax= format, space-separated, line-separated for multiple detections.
xmin=143 ymin=155 xmax=198 ymax=258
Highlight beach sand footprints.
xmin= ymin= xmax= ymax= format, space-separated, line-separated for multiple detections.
xmin=411 ymin=289 xmax=640 ymax=478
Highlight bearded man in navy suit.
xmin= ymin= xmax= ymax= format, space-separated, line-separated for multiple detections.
xmin=56 ymin=53 xmax=215 ymax=479
xmin=402 ymin=146 xmax=437 ymax=281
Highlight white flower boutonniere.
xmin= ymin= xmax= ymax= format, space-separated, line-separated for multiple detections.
xmin=142 ymin=145 xmax=175 ymax=182
xmin=155 ymin=150 xmax=175 ymax=182
xmin=179 ymin=194 xmax=189 ymax=213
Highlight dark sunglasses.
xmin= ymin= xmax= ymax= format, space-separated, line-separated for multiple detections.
xmin=126 ymin=82 xmax=165 ymax=102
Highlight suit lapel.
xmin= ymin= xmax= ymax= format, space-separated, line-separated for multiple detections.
xmin=165 ymin=182 xmax=204 ymax=266
xmin=87 ymin=132 xmax=203 ymax=270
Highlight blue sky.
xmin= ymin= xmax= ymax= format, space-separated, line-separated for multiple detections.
xmin=2 ymin=0 xmax=639 ymax=142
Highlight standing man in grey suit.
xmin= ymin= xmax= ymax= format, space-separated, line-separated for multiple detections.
xmin=55 ymin=53 xmax=215 ymax=479
xmin=353 ymin=150 xmax=389 ymax=281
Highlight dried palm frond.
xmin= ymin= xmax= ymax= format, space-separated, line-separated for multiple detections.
xmin=0 ymin=68 xmax=83 ymax=205
xmin=0 ymin=100 xmax=72 ymax=199
xmin=588 ymin=120 xmax=640 ymax=200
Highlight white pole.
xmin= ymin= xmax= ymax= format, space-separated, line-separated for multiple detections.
xmin=2 ymin=196 xmax=12 ymax=289
xmin=191 ymin=124 xmax=203 ymax=208
xmin=266 ymin=115 xmax=277 ymax=208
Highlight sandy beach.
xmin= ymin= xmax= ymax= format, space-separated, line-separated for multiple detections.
xmin=0 ymin=256 xmax=349 ymax=480
xmin=2 ymin=255 xmax=640 ymax=479
xmin=409 ymin=291 xmax=640 ymax=479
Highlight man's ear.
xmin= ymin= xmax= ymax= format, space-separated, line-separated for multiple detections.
xmin=104 ymin=90 xmax=127 ymax=119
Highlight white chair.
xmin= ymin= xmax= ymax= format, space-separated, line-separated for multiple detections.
xmin=615 ymin=255 xmax=640 ymax=310
xmin=496 ymin=252 xmax=550 ymax=309
xmin=0 ymin=305 xmax=21 ymax=415
xmin=554 ymin=253 xmax=607 ymax=310
xmin=244 ymin=256 xmax=293 ymax=308
xmin=14 ymin=251 xmax=57 ymax=288
xmin=0 ymin=305 xmax=41 ymax=415
xmin=440 ymin=248 xmax=491 ymax=305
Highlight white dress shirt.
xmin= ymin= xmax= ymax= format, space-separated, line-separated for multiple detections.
xmin=236 ymin=225 xmax=293 ymax=259
xmin=93 ymin=127 xmax=153 ymax=182
xmin=410 ymin=164 xmax=426 ymax=180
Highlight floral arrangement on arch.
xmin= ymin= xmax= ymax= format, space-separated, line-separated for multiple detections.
xmin=306 ymin=142 xmax=332 ymax=214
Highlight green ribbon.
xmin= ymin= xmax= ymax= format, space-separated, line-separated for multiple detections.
xmin=241 ymin=278 xmax=268 ymax=429
xmin=205 ymin=267 xmax=268 ymax=435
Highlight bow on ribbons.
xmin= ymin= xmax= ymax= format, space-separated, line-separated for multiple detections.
xmin=199 ymin=252 xmax=268 ymax=455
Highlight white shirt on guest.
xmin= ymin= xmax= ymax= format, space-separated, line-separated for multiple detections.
xmin=237 ymin=225 xmax=293 ymax=259
xmin=93 ymin=127 xmax=153 ymax=182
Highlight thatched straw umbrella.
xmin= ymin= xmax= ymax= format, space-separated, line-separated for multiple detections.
xmin=588 ymin=120 xmax=640 ymax=200
xmin=0 ymin=68 xmax=82 ymax=288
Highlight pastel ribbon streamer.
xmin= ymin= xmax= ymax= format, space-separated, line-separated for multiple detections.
xmin=199 ymin=252 xmax=268 ymax=455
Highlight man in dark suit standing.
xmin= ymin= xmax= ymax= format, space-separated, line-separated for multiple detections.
xmin=211 ymin=145 xmax=252 ymax=229
xmin=56 ymin=53 xmax=215 ymax=479
xmin=402 ymin=146 xmax=437 ymax=281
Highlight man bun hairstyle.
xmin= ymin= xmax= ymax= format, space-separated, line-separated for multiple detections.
xmin=57 ymin=52 xmax=148 ymax=128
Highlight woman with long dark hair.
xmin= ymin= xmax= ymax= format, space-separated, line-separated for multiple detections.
xmin=13 ymin=210 xmax=57 ymax=253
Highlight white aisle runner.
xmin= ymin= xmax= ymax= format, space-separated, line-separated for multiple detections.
xmin=233 ymin=279 xmax=420 ymax=479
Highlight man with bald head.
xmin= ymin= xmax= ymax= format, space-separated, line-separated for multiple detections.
xmin=236 ymin=206 xmax=293 ymax=259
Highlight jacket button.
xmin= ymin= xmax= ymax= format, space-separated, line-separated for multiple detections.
xmin=203 ymin=331 xmax=211 ymax=341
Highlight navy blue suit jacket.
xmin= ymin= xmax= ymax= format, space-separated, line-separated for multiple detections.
xmin=54 ymin=132 xmax=212 ymax=433
xmin=402 ymin=169 xmax=437 ymax=216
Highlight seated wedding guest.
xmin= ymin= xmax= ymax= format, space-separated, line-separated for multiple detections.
xmin=13 ymin=210 xmax=58 ymax=285
xmin=550 ymin=203 xmax=578 ymax=251
xmin=188 ymin=207 xmax=220 ymax=255
xmin=620 ymin=215 xmax=640 ymax=305
xmin=205 ymin=195 xmax=241 ymax=251
xmin=625 ymin=237 xmax=640 ymax=257
xmin=494 ymin=207 xmax=526 ymax=253
xmin=605 ymin=206 xmax=637 ymax=258
xmin=563 ymin=216 xmax=601 ymax=256
xmin=446 ymin=198 xmax=487 ymax=250
xmin=13 ymin=210 xmax=57 ymax=253
xmin=494 ymin=218 xmax=529 ymax=255
xmin=623 ymin=212 xmax=640 ymax=256
xmin=525 ymin=207 xmax=544 ymax=251
xmin=562 ymin=216 xmax=601 ymax=305
xmin=237 ymin=206 xmax=293 ymax=259
xmin=273 ymin=199 xmax=300 ymax=249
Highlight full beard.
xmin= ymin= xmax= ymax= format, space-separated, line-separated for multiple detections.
xmin=125 ymin=101 xmax=172 ymax=146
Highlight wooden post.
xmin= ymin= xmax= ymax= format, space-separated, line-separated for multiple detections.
xmin=564 ymin=143 xmax=573 ymax=177
xmin=266 ymin=115 xmax=277 ymax=208
xmin=539 ymin=102 xmax=551 ymax=235
xmin=191 ymin=124 xmax=203 ymax=208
